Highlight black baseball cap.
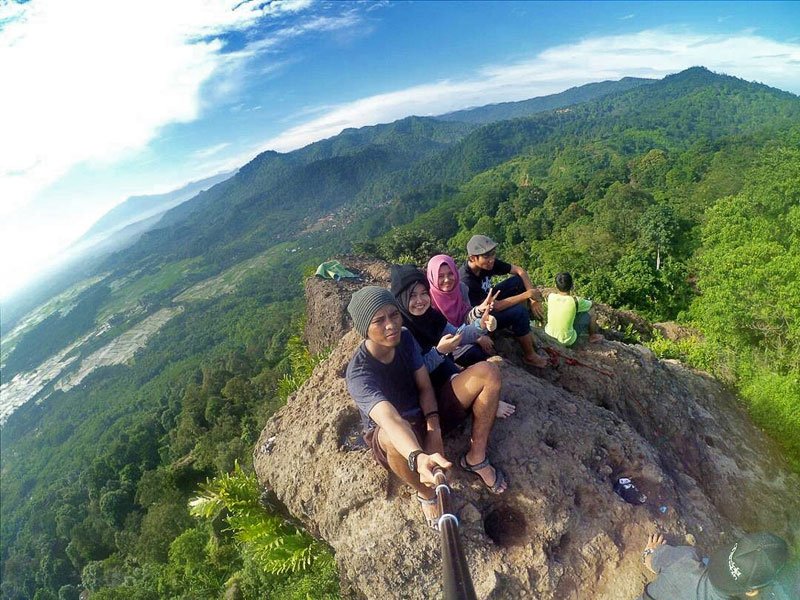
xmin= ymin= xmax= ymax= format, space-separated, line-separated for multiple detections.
xmin=707 ymin=533 xmax=789 ymax=594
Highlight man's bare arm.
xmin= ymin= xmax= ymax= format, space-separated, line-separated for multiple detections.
xmin=369 ymin=401 xmax=424 ymax=459
xmin=510 ymin=263 xmax=534 ymax=291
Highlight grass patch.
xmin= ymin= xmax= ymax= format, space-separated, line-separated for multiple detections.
xmin=741 ymin=372 xmax=800 ymax=472
xmin=100 ymin=260 xmax=198 ymax=316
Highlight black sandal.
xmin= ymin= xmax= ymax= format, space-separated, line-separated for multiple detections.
xmin=459 ymin=453 xmax=507 ymax=494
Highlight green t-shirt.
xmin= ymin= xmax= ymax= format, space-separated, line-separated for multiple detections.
xmin=544 ymin=293 xmax=592 ymax=346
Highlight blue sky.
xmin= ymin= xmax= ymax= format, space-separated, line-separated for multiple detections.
xmin=1 ymin=0 xmax=799 ymax=300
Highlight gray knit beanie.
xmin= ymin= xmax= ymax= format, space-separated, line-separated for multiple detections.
xmin=348 ymin=286 xmax=397 ymax=337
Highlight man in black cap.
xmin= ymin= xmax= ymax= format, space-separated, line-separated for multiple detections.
xmin=638 ymin=531 xmax=796 ymax=599
xmin=459 ymin=234 xmax=548 ymax=367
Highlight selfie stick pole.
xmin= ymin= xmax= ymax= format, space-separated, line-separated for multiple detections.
xmin=433 ymin=468 xmax=477 ymax=600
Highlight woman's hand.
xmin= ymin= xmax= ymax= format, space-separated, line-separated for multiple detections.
xmin=436 ymin=333 xmax=462 ymax=355
xmin=476 ymin=287 xmax=500 ymax=315
xmin=479 ymin=308 xmax=497 ymax=331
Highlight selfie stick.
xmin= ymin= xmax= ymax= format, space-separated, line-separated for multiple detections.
xmin=433 ymin=468 xmax=477 ymax=600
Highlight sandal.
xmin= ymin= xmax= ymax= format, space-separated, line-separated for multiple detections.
xmin=460 ymin=453 xmax=507 ymax=494
xmin=417 ymin=493 xmax=440 ymax=530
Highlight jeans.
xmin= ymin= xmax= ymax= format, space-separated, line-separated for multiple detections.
xmin=492 ymin=275 xmax=531 ymax=337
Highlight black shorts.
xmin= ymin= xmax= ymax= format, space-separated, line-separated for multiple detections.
xmin=365 ymin=377 xmax=468 ymax=470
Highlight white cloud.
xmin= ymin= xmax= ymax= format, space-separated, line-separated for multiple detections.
xmin=0 ymin=0 xmax=314 ymax=218
xmin=260 ymin=29 xmax=800 ymax=153
xmin=0 ymin=0 xmax=354 ymax=298
xmin=193 ymin=142 xmax=232 ymax=159
xmin=3 ymin=22 xmax=799 ymax=300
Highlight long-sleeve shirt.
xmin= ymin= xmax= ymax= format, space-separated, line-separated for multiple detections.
xmin=420 ymin=320 xmax=486 ymax=373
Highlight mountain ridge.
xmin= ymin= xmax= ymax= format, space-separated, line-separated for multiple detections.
xmin=76 ymin=171 xmax=234 ymax=244
xmin=2 ymin=66 xmax=799 ymax=599
xmin=437 ymin=76 xmax=654 ymax=124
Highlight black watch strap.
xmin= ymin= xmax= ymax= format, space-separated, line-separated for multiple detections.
xmin=407 ymin=449 xmax=424 ymax=473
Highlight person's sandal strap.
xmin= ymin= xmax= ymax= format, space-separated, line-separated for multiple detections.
xmin=460 ymin=454 xmax=490 ymax=472
xmin=488 ymin=467 xmax=506 ymax=494
xmin=460 ymin=453 xmax=507 ymax=494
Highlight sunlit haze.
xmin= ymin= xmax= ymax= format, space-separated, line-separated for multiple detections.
xmin=1 ymin=0 xmax=799 ymax=300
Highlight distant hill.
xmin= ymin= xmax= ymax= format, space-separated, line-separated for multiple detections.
xmin=91 ymin=68 xmax=800 ymax=287
xmin=437 ymin=76 xmax=654 ymax=124
xmin=109 ymin=116 xmax=478 ymax=274
xmin=0 ymin=172 xmax=233 ymax=332
xmin=75 ymin=171 xmax=234 ymax=245
xmin=391 ymin=67 xmax=800 ymax=189
xmin=0 ymin=75 xmax=655 ymax=329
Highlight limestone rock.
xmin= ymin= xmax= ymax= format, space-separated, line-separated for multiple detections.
xmin=255 ymin=259 xmax=799 ymax=600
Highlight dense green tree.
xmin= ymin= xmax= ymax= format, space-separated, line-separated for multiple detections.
xmin=57 ymin=585 xmax=79 ymax=600
xmin=692 ymin=147 xmax=800 ymax=368
xmin=637 ymin=204 xmax=679 ymax=270
xmin=689 ymin=147 xmax=800 ymax=462
xmin=99 ymin=489 xmax=135 ymax=528
xmin=81 ymin=556 xmax=125 ymax=592
xmin=593 ymin=182 xmax=651 ymax=244
xmin=377 ymin=229 xmax=440 ymax=265
xmin=134 ymin=502 xmax=194 ymax=564
xmin=629 ymin=148 xmax=669 ymax=189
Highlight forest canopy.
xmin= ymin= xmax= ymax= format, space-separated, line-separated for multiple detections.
xmin=2 ymin=67 xmax=799 ymax=599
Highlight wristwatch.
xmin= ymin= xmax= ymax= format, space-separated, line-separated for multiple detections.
xmin=407 ymin=449 xmax=424 ymax=473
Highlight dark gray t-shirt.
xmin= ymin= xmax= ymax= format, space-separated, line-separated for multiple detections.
xmin=639 ymin=545 xmax=727 ymax=600
xmin=346 ymin=329 xmax=424 ymax=432
xmin=459 ymin=258 xmax=512 ymax=306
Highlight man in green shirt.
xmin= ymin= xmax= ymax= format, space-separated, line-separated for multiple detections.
xmin=544 ymin=272 xmax=603 ymax=346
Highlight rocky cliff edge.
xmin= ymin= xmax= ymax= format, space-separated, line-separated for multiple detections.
xmin=254 ymin=258 xmax=799 ymax=600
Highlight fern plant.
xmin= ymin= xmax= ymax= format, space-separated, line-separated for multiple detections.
xmin=277 ymin=317 xmax=330 ymax=401
xmin=189 ymin=463 xmax=332 ymax=576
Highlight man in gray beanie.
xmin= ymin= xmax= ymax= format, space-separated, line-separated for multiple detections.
xmin=346 ymin=285 xmax=508 ymax=530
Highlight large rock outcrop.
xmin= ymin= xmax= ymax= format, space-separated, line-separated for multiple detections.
xmin=254 ymin=259 xmax=799 ymax=600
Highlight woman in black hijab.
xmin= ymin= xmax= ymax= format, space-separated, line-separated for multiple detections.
xmin=390 ymin=264 xmax=514 ymax=418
